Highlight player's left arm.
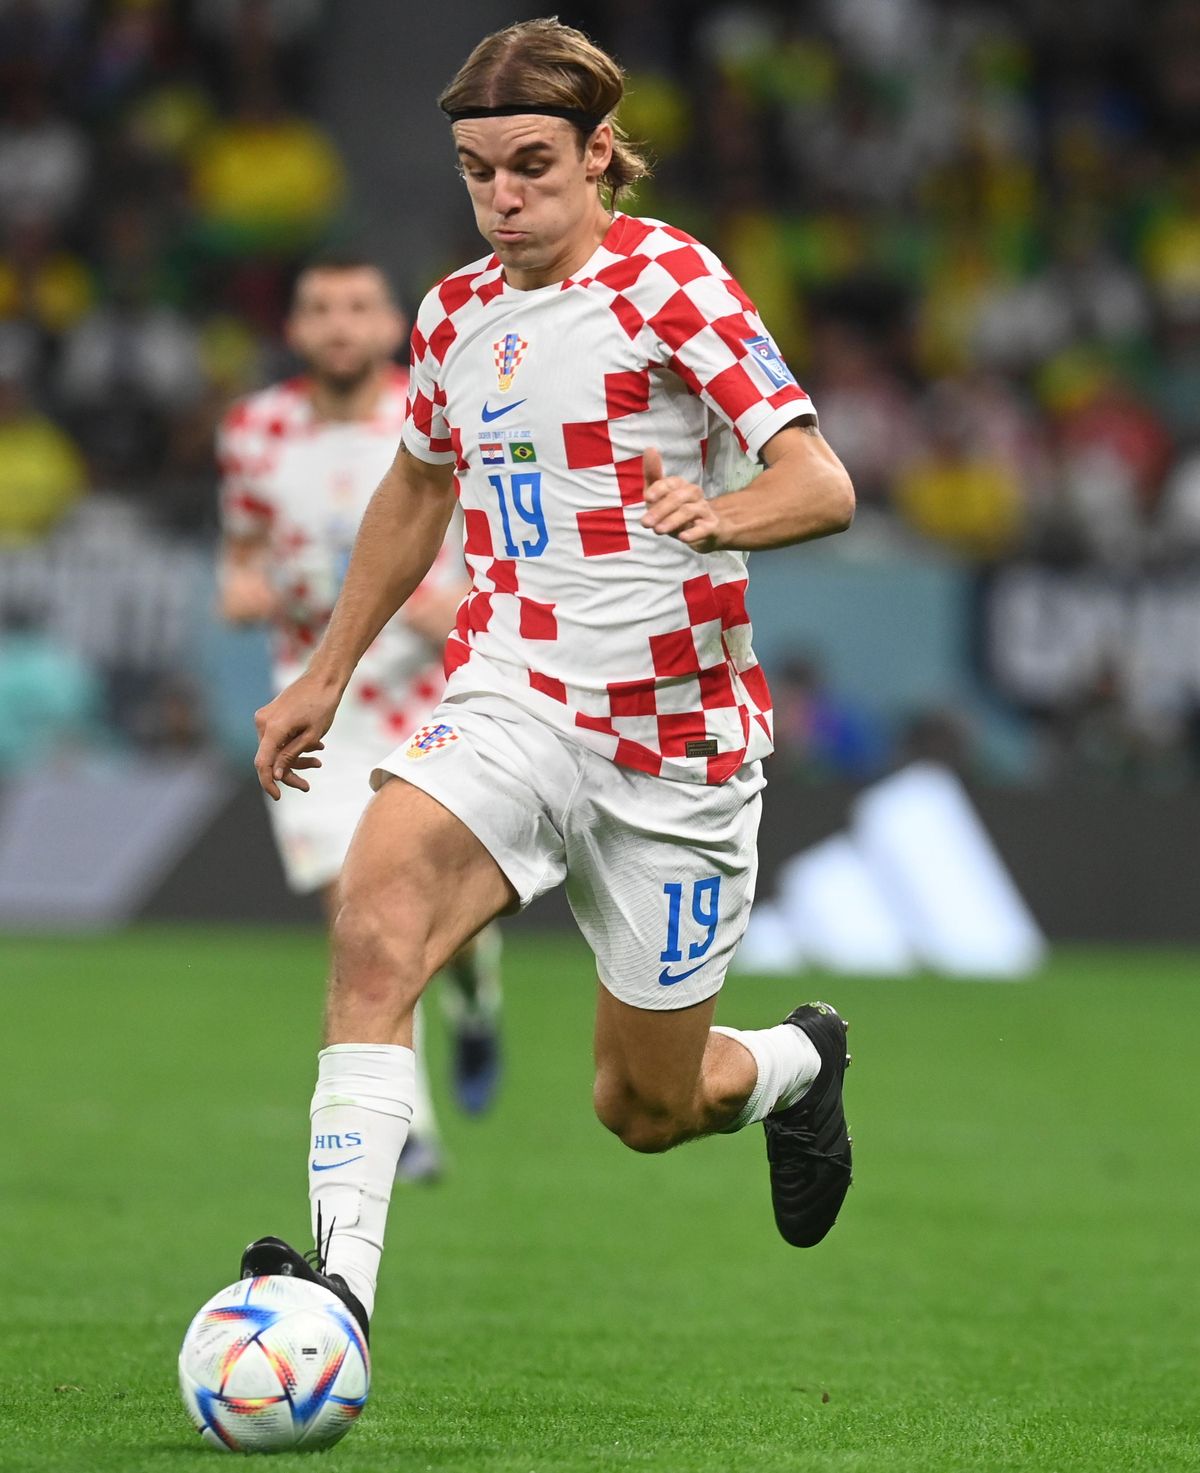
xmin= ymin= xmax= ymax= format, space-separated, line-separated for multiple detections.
xmin=641 ymin=420 xmax=854 ymax=552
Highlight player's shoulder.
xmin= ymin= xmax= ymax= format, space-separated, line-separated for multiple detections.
xmin=592 ymin=214 xmax=733 ymax=294
xmin=219 ymin=377 xmax=313 ymax=446
xmin=413 ymin=252 xmax=504 ymax=346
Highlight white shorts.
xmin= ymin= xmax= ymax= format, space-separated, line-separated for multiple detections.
xmin=267 ymin=726 xmax=379 ymax=894
xmin=372 ymin=693 xmax=765 ymax=1011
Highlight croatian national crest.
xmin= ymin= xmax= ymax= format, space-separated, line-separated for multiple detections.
xmin=405 ymin=721 xmax=460 ymax=760
xmin=493 ymin=332 xmax=528 ymax=392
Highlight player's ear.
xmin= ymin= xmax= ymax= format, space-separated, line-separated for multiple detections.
xmin=584 ymin=122 xmax=613 ymax=182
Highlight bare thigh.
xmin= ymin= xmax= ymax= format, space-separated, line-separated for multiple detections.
xmin=326 ymin=778 xmax=516 ymax=1045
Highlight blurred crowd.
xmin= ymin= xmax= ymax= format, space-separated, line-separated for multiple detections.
xmin=0 ymin=0 xmax=346 ymax=768
xmin=585 ymin=0 xmax=1200 ymax=571
xmin=0 ymin=0 xmax=343 ymax=544
xmin=5 ymin=0 xmax=1200 ymax=783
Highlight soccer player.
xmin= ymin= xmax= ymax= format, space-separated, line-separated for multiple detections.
xmin=217 ymin=254 xmax=503 ymax=1179
xmin=240 ymin=20 xmax=856 ymax=1340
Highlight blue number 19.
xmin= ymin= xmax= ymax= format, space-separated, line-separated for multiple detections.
xmin=660 ymin=876 xmax=722 ymax=962
xmin=488 ymin=471 xmax=548 ymax=558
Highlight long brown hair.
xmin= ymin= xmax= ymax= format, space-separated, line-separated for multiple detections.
xmin=438 ymin=18 xmax=650 ymax=204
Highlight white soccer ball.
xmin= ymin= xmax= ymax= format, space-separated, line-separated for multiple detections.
xmin=178 ymin=1275 xmax=370 ymax=1453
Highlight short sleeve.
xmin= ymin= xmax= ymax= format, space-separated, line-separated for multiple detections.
xmin=216 ymin=402 xmax=274 ymax=538
xmin=401 ymin=288 xmax=457 ymax=465
xmin=646 ymin=254 xmax=816 ymax=460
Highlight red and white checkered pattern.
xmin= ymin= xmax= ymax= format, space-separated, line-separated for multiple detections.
xmin=217 ymin=367 xmax=466 ymax=751
xmin=402 ymin=213 xmax=816 ymax=785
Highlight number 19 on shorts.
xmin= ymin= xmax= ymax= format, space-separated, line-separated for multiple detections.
xmin=658 ymin=876 xmax=721 ymax=986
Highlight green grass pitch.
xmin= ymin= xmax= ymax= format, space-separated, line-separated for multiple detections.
xmin=1 ymin=927 xmax=1197 ymax=1471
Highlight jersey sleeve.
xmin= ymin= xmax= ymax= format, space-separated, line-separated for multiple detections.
xmin=645 ymin=252 xmax=815 ymax=460
xmin=216 ymin=401 xmax=274 ymax=539
xmin=401 ymin=286 xmax=457 ymax=465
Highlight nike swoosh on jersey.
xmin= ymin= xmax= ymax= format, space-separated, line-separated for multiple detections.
xmin=310 ymin=1154 xmax=365 ymax=1172
xmin=658 ymin=962 xmax=707 ymax=986
xmin=481 ymin=398 xmax=527 ymax=422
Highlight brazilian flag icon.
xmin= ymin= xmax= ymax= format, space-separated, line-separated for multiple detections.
xmin=509 ymin=441 xmax=537 ymax=463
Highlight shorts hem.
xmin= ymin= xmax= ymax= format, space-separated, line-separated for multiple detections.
xmin=595 ymin=965 xmax=727 ymax=1013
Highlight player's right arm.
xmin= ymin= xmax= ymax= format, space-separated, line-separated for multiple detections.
xmin=253 ymin=446 xmax=456 ymax=798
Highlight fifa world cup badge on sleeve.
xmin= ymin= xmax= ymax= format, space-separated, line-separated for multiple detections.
xmin=743 ymin=335 xmax=798 ymax=390
xmin=405 ymin=722 xmax=460 ymax=760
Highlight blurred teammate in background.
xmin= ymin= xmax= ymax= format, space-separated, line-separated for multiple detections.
xmin=243 ymin=21 xmax=856 ymax=1342
xmin=216 ymin=255 xmax=503 ymax=1180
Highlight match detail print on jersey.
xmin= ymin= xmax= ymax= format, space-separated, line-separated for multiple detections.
xmin=403 ymin=212 xmax=815 ymax=786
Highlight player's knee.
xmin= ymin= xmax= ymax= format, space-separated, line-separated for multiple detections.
xmin=593 ymin=1077 xmax=685 ymax=1154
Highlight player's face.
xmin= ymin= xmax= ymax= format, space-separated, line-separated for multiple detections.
xmin=286 ymin=268 xmax=404 ymax=389
xmin=453 ymin=116 xmax=613 ymax=288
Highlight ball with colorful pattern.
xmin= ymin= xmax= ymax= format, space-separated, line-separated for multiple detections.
xmin=178 ymin=1275 xmax=369 ymax=1453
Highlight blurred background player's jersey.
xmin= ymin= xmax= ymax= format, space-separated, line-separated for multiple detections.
xmin=217 ymin=365 xmax=465 ymax=751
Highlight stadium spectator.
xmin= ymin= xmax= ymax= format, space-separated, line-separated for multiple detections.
xmin=894 ymin=383 xmax=1026 ymax=560
xmin=0 ymin=71 xmax=88 ymax=231
xmin=0 ymin=216 xmax=93 ymax=339
xmin=189 ymin=72 xmax=345 ymax=257
xmin=771 ymin=656 xmax=888 ymax=781
xmin=1051 ymin=372 xmax=1173 ymax=565
xmin=0 ymin=358 xmax=85 ymax=542
xmin=55 ymin=201 xmax=205 ymax=483
xmin=804 ymin=321 xmax=917 ymax=506
xmin=192 ymin=0 xmax=326 ymax=107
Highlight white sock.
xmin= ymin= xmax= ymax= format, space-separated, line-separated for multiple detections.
xmin=712 ymin=1023 xmax=822 ymax=1132
xmin=407 ymin=1003 xmax=438 ymax=1141
xmin=309 ymin=1044 xmax=415 ymax=1320
xmin=441 ymin=923 xmax=503 ymax=1029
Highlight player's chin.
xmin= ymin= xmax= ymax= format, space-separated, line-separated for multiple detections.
xmin=490 ymin=232 xmax=538 ymax=260
xmin=315 ymin=357 xmax=374 ymax=389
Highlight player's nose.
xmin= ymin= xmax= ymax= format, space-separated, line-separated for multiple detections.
xmin=492 ymin=171 xmax=523 ymax=214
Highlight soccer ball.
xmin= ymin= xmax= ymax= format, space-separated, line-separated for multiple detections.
xmin=178 ymin=1275 xmax=370 ymax=1453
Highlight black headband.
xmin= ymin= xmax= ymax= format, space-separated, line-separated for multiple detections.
xmin=444 ymin=103 xmax=603 ymax=131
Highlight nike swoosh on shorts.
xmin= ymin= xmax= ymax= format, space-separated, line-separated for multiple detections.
xmin=658 ymin=962 xmax=707 ymax=986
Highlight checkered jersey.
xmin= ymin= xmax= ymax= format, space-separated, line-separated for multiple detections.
xmin=217 ymin=368 xmax=466 ymax=748
xmin=402 ymin=213 xmax=816 ymax=785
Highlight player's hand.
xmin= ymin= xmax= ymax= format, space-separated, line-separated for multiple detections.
xmin=219 ymin=565 xmax=279 ymax=624
xmin=253 ymin=674 xmax=338 ymax=800
xmin=640 ymin=447 xmax=724 ymax=552
xmin=402 ymin=585 xmax=466 ymax=647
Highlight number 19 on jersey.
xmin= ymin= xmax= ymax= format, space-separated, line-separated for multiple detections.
xmin=488 ymin=472 xmax=548 ymax=558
